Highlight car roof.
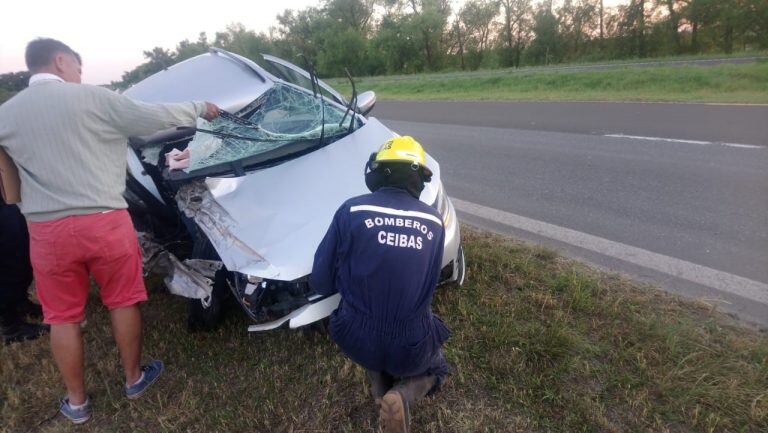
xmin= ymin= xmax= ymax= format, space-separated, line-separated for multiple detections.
xmin=123 ymin=49 xmax=275 ymax=113
xmin=124 ymin=49 xmax=349 ymax=114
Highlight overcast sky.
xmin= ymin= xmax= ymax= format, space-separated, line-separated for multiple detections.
xmin=0 ymin=0 xmax=625 ymax=84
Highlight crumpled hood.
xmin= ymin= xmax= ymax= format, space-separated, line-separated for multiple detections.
xmin=181 ymin=118 xmax=441 ymax=281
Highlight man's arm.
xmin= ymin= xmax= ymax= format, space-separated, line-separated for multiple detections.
xmin=310 ymin=207 xmax=344 ymax=296
xmin=92 ymin=86 xmax=219 ymax=138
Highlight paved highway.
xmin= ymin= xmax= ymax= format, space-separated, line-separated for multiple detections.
xmin=375 ymin=101 xmax=768 ymax=325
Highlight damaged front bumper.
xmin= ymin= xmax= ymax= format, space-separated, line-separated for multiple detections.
xmin=243 ymin=293 xmax=340 ymax=332
xmin=138 ymin=231 xmax=223 ymax=306
xmin=140 ymin=230 xmax=334 ymax=332
xmin=164 ymin=256 xmax=222 ymax=307
xmin=227 ymin=272 xmax=333 ymax=331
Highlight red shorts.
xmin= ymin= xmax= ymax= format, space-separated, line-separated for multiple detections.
xmin=28 ymin=209 xmax=147 ymax=324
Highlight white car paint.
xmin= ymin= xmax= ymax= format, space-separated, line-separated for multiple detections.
xmin=123 ymin=49 xmax=462 ymax=330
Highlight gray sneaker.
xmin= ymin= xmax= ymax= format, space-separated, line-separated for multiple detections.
xmin=59 ymin=397 xmax=92 ymax=424
xmin=125 ymin=359 xmax=164 ymax=399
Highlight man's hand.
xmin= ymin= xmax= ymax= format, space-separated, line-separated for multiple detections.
xmin=202 ymin=102 xmax=221 ymax=121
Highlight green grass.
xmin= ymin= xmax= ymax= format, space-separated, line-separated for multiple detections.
xmin=330 ymin=50 xmax=768 ymax=83
xmin=327 ymin=61 xmax=768 ymax=104
xmin=2 ymin=226 xmax=767 ymax=432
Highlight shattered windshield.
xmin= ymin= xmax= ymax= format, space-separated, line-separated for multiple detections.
xmin=184 ymin=83 xmax=357 ymax=172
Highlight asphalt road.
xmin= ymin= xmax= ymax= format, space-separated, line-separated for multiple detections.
xmin=376 ymin=100 xmax=768 ymax=146
xmin=375 ymin=100 xmax=768 ymax=325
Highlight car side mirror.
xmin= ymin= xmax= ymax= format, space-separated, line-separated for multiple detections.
xmin=357 ymin=91 xmax=376 ymax=117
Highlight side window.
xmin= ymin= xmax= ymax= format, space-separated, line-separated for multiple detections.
xmin=262 ymin=62 xmax=314 ymax=91
xmin=259 ymin=58 xmax=343 ymax=105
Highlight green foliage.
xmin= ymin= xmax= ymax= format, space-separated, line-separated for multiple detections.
xmin=275 ymin=7 xmax=326 ymax=62
xmin=0 ymin=71 xmax=29 ymax=104
xmin=371 ymin=14 xmax=423 ymax=73
xmin=0 ymin=89 xmax=13 ymax=105
xmin=3 ymin=0 xmax=761 ymax=89
xmin=527 ymin=2 xmax=565 ymax=64
xmin=175 ymin=32 xmax=210 ymax=62
xmin=324 ymin=0 xmax=377 ymax=32
xmin=317 ymin=27 xmax=368 ymax=76
xmin=0 ymin=71 xmax=30 ymax=93
xmin=214 ymin=24 xmax=274 ymax=60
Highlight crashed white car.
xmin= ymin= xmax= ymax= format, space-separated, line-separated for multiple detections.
xmin=123 ymin=49 xmax=464 ymax=332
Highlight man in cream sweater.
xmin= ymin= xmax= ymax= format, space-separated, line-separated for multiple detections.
xmin=0 ymin=38 xmax=220 ymax=424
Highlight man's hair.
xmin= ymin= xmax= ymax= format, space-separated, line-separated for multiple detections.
xmin=25 ymin=38 xmax=81 ymax=71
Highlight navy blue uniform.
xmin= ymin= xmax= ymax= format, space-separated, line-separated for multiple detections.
xmin=311 ymin=187 xmax=450 ymax=381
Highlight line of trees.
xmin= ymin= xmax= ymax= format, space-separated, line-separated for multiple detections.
xmin=1 ymin=0 xmax=766 ymax=95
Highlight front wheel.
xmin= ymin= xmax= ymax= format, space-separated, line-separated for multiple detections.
xmin=186 ymin=269 xmax=229 ymax=332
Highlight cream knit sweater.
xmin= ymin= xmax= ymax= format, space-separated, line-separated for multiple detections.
xmin=0 ymin=79 xmax=205 ymax=221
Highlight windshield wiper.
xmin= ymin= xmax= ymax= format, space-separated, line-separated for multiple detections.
xmin=338 ymin=68 xmax=358 ymax=134
xmin=303 ymin=59 xmax=325 ymax=147
xmin=219 ymin=110 xmax=261 ymax=130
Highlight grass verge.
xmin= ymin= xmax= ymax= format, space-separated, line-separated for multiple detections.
xmin=2 ymin=226 xmax=766 ymax=432
xmin=327 ymin=61 xmax=768 ymax=104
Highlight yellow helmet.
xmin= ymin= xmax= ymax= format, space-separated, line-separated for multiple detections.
xmin=374 ymin=136 xmax=427 ymax=167
xmin=364 ymin=136 xmax=433 ymax=195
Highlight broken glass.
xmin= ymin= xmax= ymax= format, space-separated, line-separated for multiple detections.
xmin=140 ymin=144 xmax=164 ymax=166
xmin=186 ymin=84 xmax=357 ymax=172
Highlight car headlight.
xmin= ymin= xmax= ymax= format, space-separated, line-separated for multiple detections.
xmin=432 ymin=183 xmax=450 ymax=226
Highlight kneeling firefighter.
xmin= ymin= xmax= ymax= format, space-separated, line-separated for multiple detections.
xmin=311 ymin=136 xmax=450 ymax=433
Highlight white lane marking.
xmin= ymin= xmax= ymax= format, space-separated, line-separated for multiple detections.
xmin=452 ymin=198 xmax=768 ymax=305
xmin=721 ymin=142 xmax=766 ymax=149
xmin=586 ymin=101 xmax=768 ymax=107
xmin=604 ymin=134 xmax=764 ymax=149
xmin=350 ymin=205 xmax=443 ymax=226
